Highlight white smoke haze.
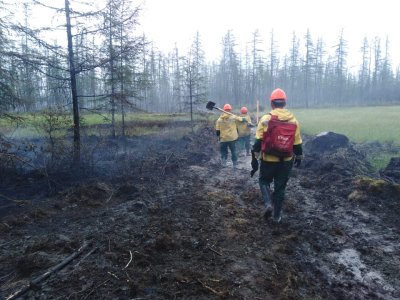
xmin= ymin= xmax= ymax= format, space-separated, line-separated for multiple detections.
xmin=140 ymin=0 xmax=400 ymax=69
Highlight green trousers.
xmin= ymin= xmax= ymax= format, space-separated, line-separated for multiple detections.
xmin=220 ymin=140 xmax=237 ymax=163
xmin=259 ymin=160 xmax=293 ymax=219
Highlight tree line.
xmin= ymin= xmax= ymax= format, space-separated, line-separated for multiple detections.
xmin=1 ymin=1 xmax=400 ymax=123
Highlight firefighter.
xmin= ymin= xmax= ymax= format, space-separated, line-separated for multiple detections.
xmin=251 ymin=88 xmax=303 ymax=223
xmin=216 ymin=104 xmax=247 ymax=168
xmin=236 ymin=106 xmax=252 ymax=156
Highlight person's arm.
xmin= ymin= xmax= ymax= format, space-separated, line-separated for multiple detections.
xmin=293 ymin=121 xmax=303 ymax=167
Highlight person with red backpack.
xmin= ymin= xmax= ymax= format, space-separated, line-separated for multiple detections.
xmin=251 ymin=88 xmax=303 ymax=223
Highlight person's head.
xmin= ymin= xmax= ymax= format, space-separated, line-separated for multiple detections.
xmin=270 ymin=88 xmax=287 ymax=109
xmin=223 ymin=103 xmax=232 ymax=111
xmin=240 ymin=106 xmax=248 ymax=114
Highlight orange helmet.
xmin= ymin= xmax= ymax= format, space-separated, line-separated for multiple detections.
xmin=223 ymin=103 xmax=232 ymax=111
xmin=240 ymin=107 xmax=248 ymax=114
xmin=270 ymin=88 xmax=287 ymax=102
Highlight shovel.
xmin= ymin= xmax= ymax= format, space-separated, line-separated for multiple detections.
xmin=206 ymin=101 xmax=236 ymax=116
xmin=206 ymin=101 xmax=255 ymax=127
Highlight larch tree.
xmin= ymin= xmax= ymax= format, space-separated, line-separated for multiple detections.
xmin=303 ymin=29 xmax=315 ymax=108
xmin=218 ymin=30 xmax=240 ymax=105
xmin=249 ymin=30 xmax=264 ymax=103
xmin=313 ymin=37 xmax=326 ymax=106
xmin=267 ymin=29 xmax=278 ymax=93
xmin=184 ymin=31 xmax=207 ymax=122
xmin=359 ymin=36 xmax=370 ymax=103
xmin=0 ymin=1 xmax=20 ymax=118
xmin=288 ymin=31 xmax=300 ymax=106
xmin=333 ymin=29 xmax=348 ymax=104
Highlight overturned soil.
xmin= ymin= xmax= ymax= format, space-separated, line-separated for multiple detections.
xmin=0 ymin=124 xmax=399 ymax=299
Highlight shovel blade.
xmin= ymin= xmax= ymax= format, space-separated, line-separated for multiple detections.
xmin=206 ymin=101 xmax=216 ymax=110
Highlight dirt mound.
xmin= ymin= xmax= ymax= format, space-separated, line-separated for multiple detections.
xmin=301 ymin=132 xmax=374 ymax=197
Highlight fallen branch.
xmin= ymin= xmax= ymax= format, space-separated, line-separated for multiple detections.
xmin=73 ymin=246 xmax=98 ymax=268
xmin=6 ymin=241 xmax=90 ymax=300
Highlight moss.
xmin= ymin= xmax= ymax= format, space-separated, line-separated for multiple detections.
xmin=347 ymin=190 xmax=364 ymax=201
xmin=354 ymin=176 xmax=400 ymax=198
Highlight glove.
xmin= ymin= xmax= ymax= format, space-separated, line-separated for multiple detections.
xmin=294 ymin=155 xmax=302 ymax=168
xmin=250 ymin=151 xmax=259 ymax=177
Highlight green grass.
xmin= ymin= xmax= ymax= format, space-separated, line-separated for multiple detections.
xmin=0 ymin=112 xmax=212 ymax=138
xmin=81 ymin=112 xmax=209 ymax=126
xmin=290 ymin=106 xmax=400 ymax=169
xmin=291 ymin=106 xmax=400 ymax=144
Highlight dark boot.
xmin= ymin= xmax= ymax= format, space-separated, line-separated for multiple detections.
xmin=259 ymin=183 xmax=273 ymax=219
xmin=273 ymin=194 xmax=283 ymax=223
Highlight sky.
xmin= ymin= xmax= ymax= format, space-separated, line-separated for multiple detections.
xmin=139 ymin=0 xmax=400 ymax=69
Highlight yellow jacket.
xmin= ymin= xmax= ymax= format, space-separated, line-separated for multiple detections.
xmin=256 ymin=108 xmax=302 ymax=162
xmin=236 ymin=114 xmax=252 ymax=137
xmin=216 ymin=113 xmax=246 ymax=142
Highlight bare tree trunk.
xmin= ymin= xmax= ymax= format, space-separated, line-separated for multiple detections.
xmin=65 ymin=0 xmax=80 ymax=166
xmin=109 ymin=6 xmax=116 ymax=138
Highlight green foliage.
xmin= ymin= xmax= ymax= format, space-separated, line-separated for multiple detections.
xmin=30 ymin=110 xmax=73 ymax=137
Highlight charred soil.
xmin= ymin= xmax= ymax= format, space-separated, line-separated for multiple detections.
xmin=0 ymin=124 xmax=399 ymax=299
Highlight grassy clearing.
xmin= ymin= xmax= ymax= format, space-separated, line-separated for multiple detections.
xmin=290 ymin=106 xmax=400 ymax=169
xmin=291 ymin=106 xmax=400 ymax=144
xmin=0 ymin=112 xmax=212 ymax=138
xmin=81 ymin=112 xmax=210 ymax=126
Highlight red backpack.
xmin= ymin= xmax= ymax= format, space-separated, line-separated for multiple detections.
xmin=261 ymin=114 xmax=297 ymax=158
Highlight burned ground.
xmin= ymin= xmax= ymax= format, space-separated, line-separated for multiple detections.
xmin=0 ymin=123 xmax=399 ymax=299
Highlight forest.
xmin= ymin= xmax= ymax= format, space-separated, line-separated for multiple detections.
xmin=1 ymin=0 xmax=400 ymax=121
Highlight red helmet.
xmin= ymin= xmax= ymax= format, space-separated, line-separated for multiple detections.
xmin=240 ymin=107 xmax=248 ymax=114
xmin=270 ymin=88 xmax=287 ymax=102
xmin=223 ymin=103 xmax=232 ymax=111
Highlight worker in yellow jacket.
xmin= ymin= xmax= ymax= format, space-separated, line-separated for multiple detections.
xmin=236 ymin=106 xmax=252 ymax=156
xmin=251 ymin=88 xmax=303 ymax=223
xmin=216 ymin=104 xmax=248 ymax=168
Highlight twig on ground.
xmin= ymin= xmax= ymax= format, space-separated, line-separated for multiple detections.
xmin=273 ymin=263 xmax=279 ymax=274
xmin=161 ymin=152 xmax=174 ymax=175
xmin=106 ymin=189 xmax=115 ymax=203
xmin=207 ymin=246 xmax=222 ymax=256
xmin=82 ymin=279 xmax=110 ymax=300
xmin=107 ymin=271 xmax=119 ymax=280
xmin=123 ymin=250 xmax=133 ymax=269
xmin=6 ymin=241 xmax=91 ymax=300
xmin=197 ymin=279 xmax=224 ymax=296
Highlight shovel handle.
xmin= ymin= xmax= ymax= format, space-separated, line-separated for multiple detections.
xmin=214 ymin=107 xmax=255 ymax=127
xmin=214 ymin=106 xmax=236 ymax=116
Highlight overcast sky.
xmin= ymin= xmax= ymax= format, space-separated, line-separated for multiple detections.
xmin=140 ymin=0 xmax=400 ymax=68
